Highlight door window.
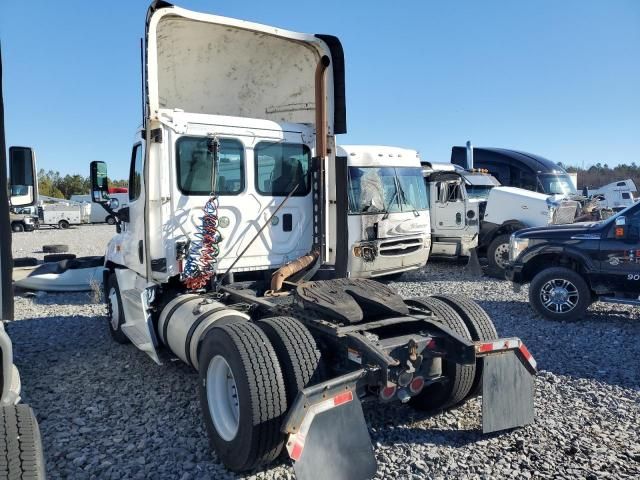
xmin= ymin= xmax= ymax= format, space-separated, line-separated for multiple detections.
xmin=254 ymin=142 xmax=311 ymax=196
xmin=176 ymin=137 xmax=244 ymax=195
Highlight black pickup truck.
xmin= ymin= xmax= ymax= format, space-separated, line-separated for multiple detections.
xmin=506 ymin=201 xmax=640 ymax=320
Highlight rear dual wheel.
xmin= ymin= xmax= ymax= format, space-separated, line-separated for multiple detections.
xmin=197 ymin=318 xmax=321 ymax=472
xmin=405 ymin=295 xmax=498 ymax=411
xmin=405 ymin=297 xmax=476 ymax=411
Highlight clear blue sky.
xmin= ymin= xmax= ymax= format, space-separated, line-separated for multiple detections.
xmin=2 ymin=0 xmax=639 ymax=179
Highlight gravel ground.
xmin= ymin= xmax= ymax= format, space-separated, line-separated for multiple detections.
xmin=8 ymin=225 xmax=640 ymax=479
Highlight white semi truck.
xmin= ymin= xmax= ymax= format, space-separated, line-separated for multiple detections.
xmin=1 ymin=143 xmax=46 ymax=477
xmin=91 ymin=3 xmax=537 ymax=478
xmin=586 ymin=179 xmax=637 ymax=212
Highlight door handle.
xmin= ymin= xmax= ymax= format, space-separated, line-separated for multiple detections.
xmin=456 ymin=212 xmax=462 ymax=224
xmin=138 ymin=240 xmax=144 ymax=264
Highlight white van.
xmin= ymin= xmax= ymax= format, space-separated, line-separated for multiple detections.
xmin=71 ymin=193 xmax=129 ymax=224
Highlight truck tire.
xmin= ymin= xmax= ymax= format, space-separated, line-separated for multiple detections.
xmin=11 ymin=222 xmax=24 ymax=233
xmin=198 ymin=322 xmax=287 ymax=472
xmin=12 ymin=257 xmax=38 ymax=268
xmin=529 ymin=267 xmax=591 ymax=321
xmin=57 ymin=220 xmax=70 ymax=229
xmin=0 ymin=404 xmax=46 ymax=480
xmin=486 ymin=234 xmax=511 ymax=277
xmin=106 ymin=216 xmax=116 ymax=225
xmin=404 ymin=297 xmax=475 ymax=411
xmin=43 ymin=253 xmax=76 ymax=263
xmin=42 ymin=244 xmax=69 ymax=253
xmin=258 ymin=316 xmax=322 ymax=405
xmin=106 ymin=274 xmax=130 ymax=344
xmin=431 ymin=294 xmax=498 ymax=397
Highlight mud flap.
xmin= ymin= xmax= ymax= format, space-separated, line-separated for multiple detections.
xmin=465 ymin=247 xmax=483 ymax=277
xmin=482 ymin=351 xmax=535 ymax=433
xmin=292 ymin=396 xmax=377 ymax=480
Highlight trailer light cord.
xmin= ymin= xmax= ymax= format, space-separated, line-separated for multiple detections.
xmin=182 ymin=195 xmax=222 ymax=290
xmin=182 ymin=136 xmax=222 ymax=290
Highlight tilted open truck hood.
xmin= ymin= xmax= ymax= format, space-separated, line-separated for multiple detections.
xmin=145 ymin=1 xmax=346 ymax=132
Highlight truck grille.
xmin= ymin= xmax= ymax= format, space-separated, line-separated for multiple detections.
xmin=552 ymin=201 xmax=579 ymax=225
xmin=378 ymin=238 xmax=424 ymax=256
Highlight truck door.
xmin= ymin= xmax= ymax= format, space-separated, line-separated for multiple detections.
xmin=122 ymin=143 xmax=146 ymax=277
xmin=599 ymin=206 xmax=640 ymax=294
xmin=434 ymin=181 xmax=466 ymax=231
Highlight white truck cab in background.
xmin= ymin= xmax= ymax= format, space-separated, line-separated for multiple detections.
xmin=424 ymin=161 xmax=579 ymax=274
xmin=586 ymin=179 xmax=637 ymax=212
xmin=341 ymin=145 xmax=430 ymax=278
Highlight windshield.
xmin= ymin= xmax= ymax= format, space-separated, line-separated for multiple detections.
xmin=466 ymin=185 xmax=493 ymax=200
xmin=537 ymin=173 xmax=577 ymax=196
xmin=348 ymin=166 xmax=428 ymax=214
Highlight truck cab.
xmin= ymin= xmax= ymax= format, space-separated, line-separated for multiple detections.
xmin=507 ymin=201 xmax=640 ymax=320
xmin=451 ymin=145 xmax=578 ymax=197
xmin=423 ymin=162 xmax=499 ymax=259
xmin=342 ymin=145 xmax=430 ymax=278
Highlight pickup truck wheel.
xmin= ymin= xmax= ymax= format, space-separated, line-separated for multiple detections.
xmin=529 ymin=267 xmax=591 ymax=321
xmin=0 ymin=404 xmax=46 ymax=480
xmin=486 ymin=234 xmax=511 ymax=277
xmin=11 ymin=222 xmax=24 ymax=233
xmin=404 ymin=297 xmax=475 ymax=411
xmin=258 ymin=316 xmax=323 ymax=405
xmin=106 ymin=275 xmax=130 ymax=344
xmin=431 ymin=294 xmax=498 ymax=397
xmin=42 ymin=244 xmax=69 ymax=253
xmin=198 ymin=322 xmax=287 ymax=472
xmin=58 ymin=220 xmax=70 ymax=229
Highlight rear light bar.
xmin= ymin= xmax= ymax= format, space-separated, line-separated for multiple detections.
xmin=475 ymin=338 xmax=537 ymax=374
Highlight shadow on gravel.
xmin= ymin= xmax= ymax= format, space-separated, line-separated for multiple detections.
xmin=476 ymin=299 xmax=640 ymax=390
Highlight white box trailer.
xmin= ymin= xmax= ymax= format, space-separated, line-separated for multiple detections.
xmin=71 ymin=193 xmax=129 ymax=224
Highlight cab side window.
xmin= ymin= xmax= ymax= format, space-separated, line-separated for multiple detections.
xmin=129 ymin=144 xmax=143 ymax=201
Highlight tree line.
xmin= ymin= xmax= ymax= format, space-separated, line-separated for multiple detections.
xmin=559 ymin=163 xmax=640 ymax=190
xmin=37 ymin=169 xmax=128 ymax=199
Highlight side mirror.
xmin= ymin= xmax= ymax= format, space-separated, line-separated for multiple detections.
xmin=90 ymin=161 xmax=110 ymax=203
xmin=9 ymin=146 xmax=38 ymax=207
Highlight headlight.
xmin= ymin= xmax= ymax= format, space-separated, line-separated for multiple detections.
xmin=509 ymin=236 xmax=529 ymax=263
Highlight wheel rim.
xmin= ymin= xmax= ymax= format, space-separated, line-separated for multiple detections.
xmin=207 ymin=355 xmax=240 ymax=441
xmin=493 ymin=243 xmax=510 ymax=269
xmin=108 ymin=287 xmax=120 ymax=330
xmin=540 ymin=278 xmax=579 ymax=314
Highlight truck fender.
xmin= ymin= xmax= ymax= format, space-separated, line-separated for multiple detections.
xmin=519 ymin=244 xmax=596 ymax=280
